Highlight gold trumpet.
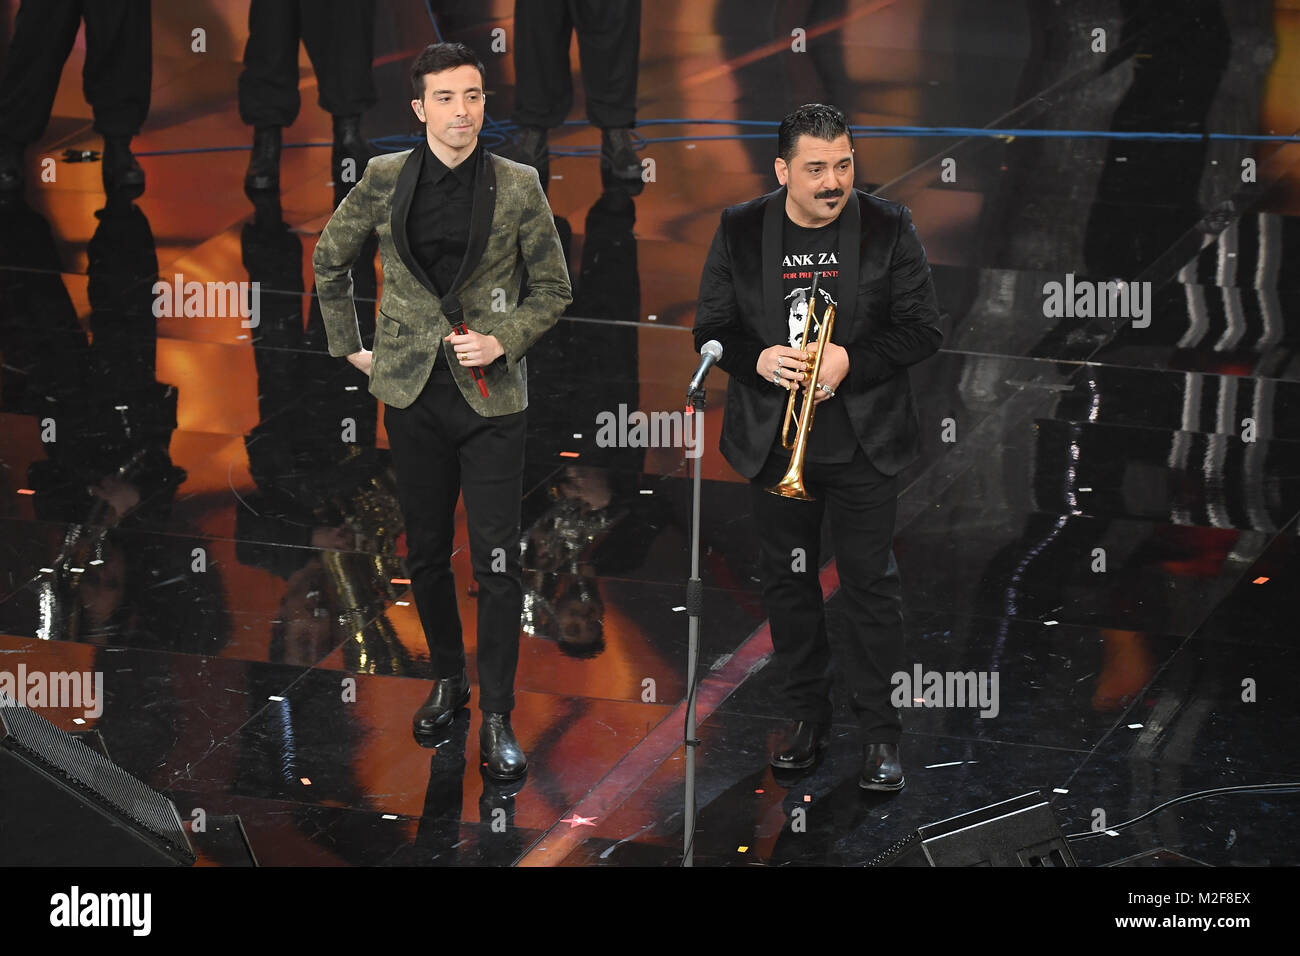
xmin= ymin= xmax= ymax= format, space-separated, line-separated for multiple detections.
xmin=767 ymin=273 xmax=835 ymax=500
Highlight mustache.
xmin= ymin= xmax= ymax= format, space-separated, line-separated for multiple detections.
xmin=814 ymin=189 xmax=843 ymax=200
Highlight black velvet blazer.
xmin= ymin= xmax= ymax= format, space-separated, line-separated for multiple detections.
xmin=692 ymin=186 xmax=943 ymax=479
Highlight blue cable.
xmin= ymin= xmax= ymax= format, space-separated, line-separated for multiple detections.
xmin=129 ymin=2 xmax=1300 ymax=160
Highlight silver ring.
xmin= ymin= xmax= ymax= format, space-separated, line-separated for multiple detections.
xmin=772 ymin=370 xmax=781 ymax=385
xmin=776 ymin=357 xmax=783 ymax=368
xmin=818 ymin=383 xmax=834 ymax=397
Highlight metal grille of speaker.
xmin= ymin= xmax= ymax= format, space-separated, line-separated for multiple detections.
xmin=865 ymin=830 xmax=926 ymax=867
xmin=0 ymin=694 xmax=193 ymax=861
xmin=864 ymin=791 xmax=1077 ymax=867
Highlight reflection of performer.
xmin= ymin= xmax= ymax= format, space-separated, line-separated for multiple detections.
xmin=237 ymin=192 xmax=407 ymax=674
xmin=313 ymin=43 xmax=571 ymax=781
xmin=520 ymin=467 xmax=621 ymax=660
xmin=693 ymin=104 xmax=942 ymax=791
xmin=0 ymin=195 xmax=215 ymax=651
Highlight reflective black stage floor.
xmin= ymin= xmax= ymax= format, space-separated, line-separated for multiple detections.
xmin=1 ymin=0 xmax=1298 ymax=867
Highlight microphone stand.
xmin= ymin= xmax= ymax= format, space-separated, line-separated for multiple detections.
xmin=682 ymin=383 xmax=706 ymax=866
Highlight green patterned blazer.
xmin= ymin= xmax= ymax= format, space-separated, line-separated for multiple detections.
xmin=312 ymin=144 xmax=571 ymax=416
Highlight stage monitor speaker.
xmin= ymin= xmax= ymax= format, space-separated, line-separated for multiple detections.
xmin=0 ymin=695 xmax=196 ymax=866
xmin=866 ymin=791 xmax=1076 ymax=867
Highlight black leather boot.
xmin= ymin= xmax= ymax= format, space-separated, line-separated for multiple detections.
xmin=331 ymin=114 xmax=370 ymax=195
xmin=770 ymin=719 xmax=830 ymax=770
xmin=101 ymin=136 xmax=145 ymax=192
xmin=412 ymin=669 xmax=470 ymax=738
xmin=508 ymin=125 xmax=549 ymax=191
xmin=480 ymin=712 xmax=527 ymax=781
xmin=859 ymin=742 xmax=905 ymax=791
xmin=0 ymin=141 xmax=23 ymax=193
xmin=600 ymin=127 xmax=643 ymax=195
xmin=245 ymin=125 xmax=281 ymax=193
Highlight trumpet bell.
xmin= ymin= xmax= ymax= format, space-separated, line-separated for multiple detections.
xmin=765 ymin=466 xmax=814 ymax=500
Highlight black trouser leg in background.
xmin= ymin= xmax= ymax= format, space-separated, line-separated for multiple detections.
xmin=0 ymin=0 xmax=149 ymax=146
xmin=298 ymin=0 xmax=377 ymax=118
xmin=81 ymin=0 xmax=151 ymax=138
xmin=571 ymin=0 xmax=640 ymax=129
xmin=511 ymin=0 xmax=576 ymax=129
xmin=239 ymin=0 xmax=303 ymax=127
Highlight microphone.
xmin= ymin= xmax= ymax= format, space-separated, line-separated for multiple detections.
xmin=451 ymin=321 xmax=490 ymax=398
xmin=688 ymin=340 xmax=724 ymax=398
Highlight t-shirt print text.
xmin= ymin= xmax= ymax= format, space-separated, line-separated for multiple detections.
xmin=783 ymin=268 xmax=839 ymax=280
xmin=782 ymin=251 xmax=839 ymax=280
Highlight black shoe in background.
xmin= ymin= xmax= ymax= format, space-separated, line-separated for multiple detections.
xmin=331 ymin=114 xmax=370 ymax=198
xmin=600 ymin=127 xmax=643 ymax=195
xmin=101 ymin=136 xmax=145 ymax=194
xmin=506 ymin=125 xmax=549 ymax=192
xmin=245 ymin=125 xmax=281 ymax=194
xmin=0 ymin=141 xmax=23 ymax=193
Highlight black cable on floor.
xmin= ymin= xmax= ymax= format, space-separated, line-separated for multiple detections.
xmin=1064 ymin=783 xmax=1300 ymax=841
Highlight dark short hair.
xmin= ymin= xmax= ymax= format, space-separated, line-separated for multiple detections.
xmin=778 ymin=104 xmax=853 ymax=164
xmin=410 ymin=42 xmax=485 ymax=99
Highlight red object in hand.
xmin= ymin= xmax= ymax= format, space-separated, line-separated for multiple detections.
xmin=453 ymin=321 xmax=490 ymax=398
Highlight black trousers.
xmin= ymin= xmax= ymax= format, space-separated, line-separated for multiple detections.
xmin=238 ymin=0 xmax=377 ymax=128
xmin=749 ymin=446 xmax=905 ymax=743
xmin=383 ymin=361 xmax=525 ymax=714
xmin=512 ymin=0 xmax=640 ymax=130
xmin=0 ymin=0 xmax=150 ymax=145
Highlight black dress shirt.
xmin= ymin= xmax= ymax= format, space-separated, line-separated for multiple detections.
xmin=407 ymin=139 xmax=478 ymax=298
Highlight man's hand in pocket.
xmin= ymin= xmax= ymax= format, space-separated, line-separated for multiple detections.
xmin=347 ymin=349 xmax=373 ymax=376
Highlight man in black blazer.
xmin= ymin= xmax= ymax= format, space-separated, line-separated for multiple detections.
xmin=693 ymin=104 xmax=942 ymax=790
xmin=314 ymin=43 xmax=571 ymax=781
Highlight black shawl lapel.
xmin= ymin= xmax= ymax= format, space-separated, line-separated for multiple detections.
xmin=761 ymin=186 xmax=785 ymax=342
xmin=835 ymin=188 xmax=860 ymax=325
xmin=390 ymin=142 xmax=497 ymax=319
xmin=391 ymin=145 xmax=438 ymax=298
xmin=451 ymin=147 xmax=496 ymax=298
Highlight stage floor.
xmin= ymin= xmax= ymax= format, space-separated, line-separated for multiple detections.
xmin=1 ymin=0 xmax=1298 ymax=867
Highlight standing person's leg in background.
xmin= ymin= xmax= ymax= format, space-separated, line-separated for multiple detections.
xmin=0 ymin=0 xmax=149 ymax=193
xmin=239 ymin=0 xmax=302 ymax=192
xmin=508 ymin=0 xmax=575 ymax=188
xmin=299 ymin=0 xmax=377 ymax=203
xmin=83 ymin=0 xmax=151 ymax=192
xmin=571 ymin=0 xmax=642 ymax=192
xmin=0 ymin=0 xmax=83 ymax=192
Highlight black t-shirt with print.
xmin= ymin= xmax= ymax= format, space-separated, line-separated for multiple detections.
xmin=772 ymin=213 xmax=857 ymax=464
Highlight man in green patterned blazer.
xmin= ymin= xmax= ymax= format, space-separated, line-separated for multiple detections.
xmin=313 ymin=41 xmax=571 ymax=780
